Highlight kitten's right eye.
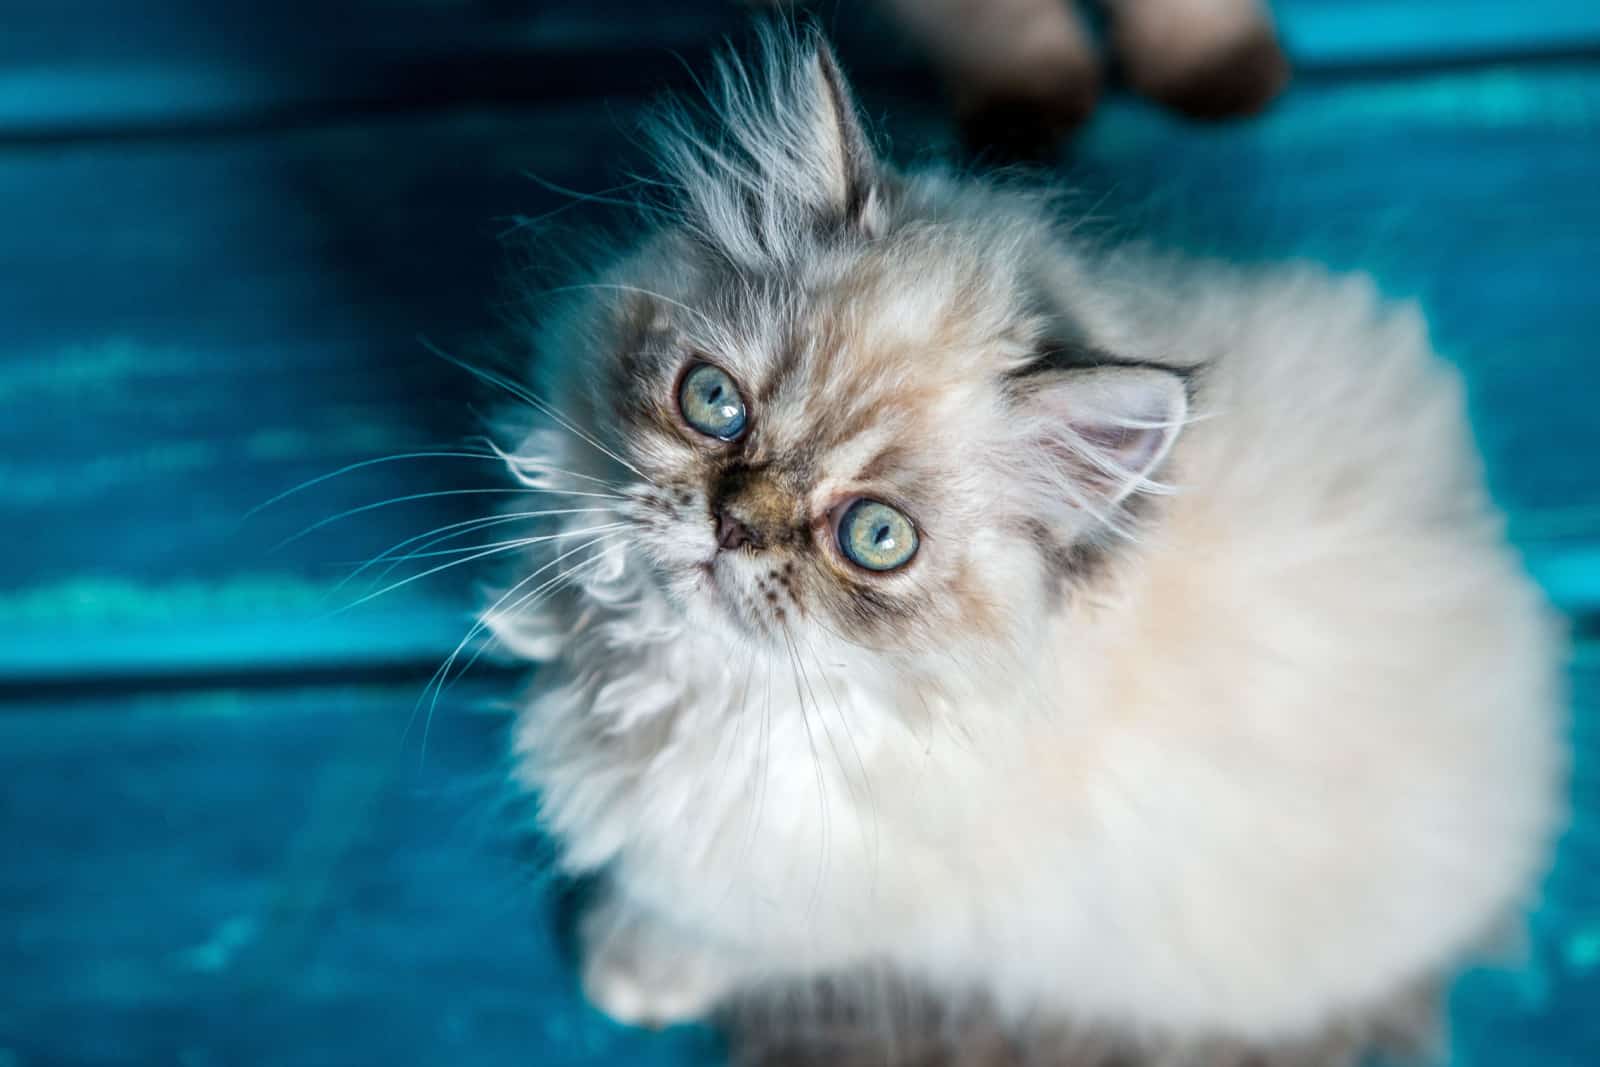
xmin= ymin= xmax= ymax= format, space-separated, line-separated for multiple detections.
xmin=678 ymin=363 xmax=748 ymax=441
xmin=836 ymin=498 xmax=918 ymax=572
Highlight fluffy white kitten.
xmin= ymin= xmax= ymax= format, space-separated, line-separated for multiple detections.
xmin=485 ymin=27 xmax=1563 ymax=1065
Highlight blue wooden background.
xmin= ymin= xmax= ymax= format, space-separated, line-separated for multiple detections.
xmin=3 ymin=2 xmax=1599 ymax=1064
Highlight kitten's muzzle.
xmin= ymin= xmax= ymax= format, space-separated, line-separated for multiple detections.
xmin=710 ymin=464 xmax=800 ymax=553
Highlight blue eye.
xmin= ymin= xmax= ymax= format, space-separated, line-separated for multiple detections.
xmin=678 ymin=363 xmax=747 ymax=441
xmin=837 ymin=499 xmax=918 ymax=572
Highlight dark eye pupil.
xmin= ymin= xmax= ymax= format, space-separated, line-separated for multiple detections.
xmin=874 ymin=524 xmax=890 ymax=544
xmin=707 ymin=385 xmax=723 ymax=403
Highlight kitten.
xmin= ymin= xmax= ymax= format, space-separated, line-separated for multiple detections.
xmin=485 ymin=27 xmax=1562 ymax=1066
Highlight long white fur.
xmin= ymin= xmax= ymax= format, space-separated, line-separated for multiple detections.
xmin=487 ymin=27 xmax=1564 ymax=1050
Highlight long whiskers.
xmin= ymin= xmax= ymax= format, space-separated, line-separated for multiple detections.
xmin=736 ymin=644 xmax=776 ymax=875
xmin=712 ymin=638 xmax=765 ymax=908
xmin=420 ymin=338 xmax=655 ymax=485
xmin=342 ymin=529 xmax=613 ymax=567
xmin=416 ymin=552 xmax=622 ymax=763
xmin=410 ymin=530 xmax=629 ymax=757
xmin=244 ymin=449 xmax=505 ymax=520
xmin=486 ymin=439 xmax=630 ymax=494
xmin=436 ymin=538 xmax=621 ymax=701
xmin=327 ymin=522 xmax=627 ymax=617
xmin=780 ymin=624 xmax=831 ymax=919
xmin=799 ymin=628 xmax=879 ymax=893
xmin=272 ymin=487 xmax=622 ymax=552
xmin=334 ymin=507 xmax=620 ymax=595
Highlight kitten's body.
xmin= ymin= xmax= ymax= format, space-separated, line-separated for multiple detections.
xmin=489 ymin=31 xmax=1561 ymax=1063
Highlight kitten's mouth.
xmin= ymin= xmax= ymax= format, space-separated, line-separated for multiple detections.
xmin=693 ymin=554 xmax=772 ymax=634
xmin=686 ymin=552 xmax=806 ymax=647
xmin=691 ymin=557 xmax=744 ymax=630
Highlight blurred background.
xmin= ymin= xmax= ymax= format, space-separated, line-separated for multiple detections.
xmin=3 ymin=1 xmax=1599 ymax=1064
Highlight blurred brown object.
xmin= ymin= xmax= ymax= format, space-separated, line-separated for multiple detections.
xmin=771 ymin=0 xmax=1289 ymax=159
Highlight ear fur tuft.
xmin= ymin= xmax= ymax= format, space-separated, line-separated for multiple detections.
xmin=647 ymin=24 xmax=885 ymax=264
xmin=1012 ymin=365 xmax=1190 ymax=534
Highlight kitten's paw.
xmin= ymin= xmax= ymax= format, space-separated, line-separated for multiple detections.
xmin=579 ymin=904 xmax=738 ymax=1028
xmin=582 ymin=954 xmax=721 ymax=1029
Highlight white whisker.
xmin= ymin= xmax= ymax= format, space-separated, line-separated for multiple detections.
xmin=439 ymin=544 xmax=621 ymax=703
xmin=274 ymin=487 xmax=622 ymax=551
xmin=781 ymin=625 xmax=831 ymax=919
xmin=420 ymin=338 xmax=654 ymax=484
xmin=348 ymin=528 xmax=621 ymax=568
xmin=488 ymin=439 xmax=630 ymax=493
xmin=800 ymin=630 xmax=879 ymax=892
xmin=335 ymin=507 xmax=620 ymax=593
xmin=244 ymin=450 xmax=502 ymax=520
xmin=411 ymin=532 xmax=629 ymax=758
xmin=329 ymin=523 xmax=621 ymax=617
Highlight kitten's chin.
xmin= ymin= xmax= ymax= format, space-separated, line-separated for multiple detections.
xmin=671 ymin=554 xmax=794 ymax=651
xmin=654 ymin=555 xmax=746 ymax=642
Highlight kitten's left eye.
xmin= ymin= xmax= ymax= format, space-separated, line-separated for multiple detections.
xmin=678 ymin=363 xmax=748 ymax=441
xmin=836 ymin=498 xmax=918 ymax=572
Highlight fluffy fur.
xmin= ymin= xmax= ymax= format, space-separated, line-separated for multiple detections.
xmin=484 ymin=28 xmax=1563 ymax=1064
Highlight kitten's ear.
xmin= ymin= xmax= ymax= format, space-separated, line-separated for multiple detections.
xmin=804 ymin=37 xmax=883 ymax=231
xmin=1015 ymin=366 xmax=1189 ymax=525
xmin=657 ymin=29 xmax=886 ymax=261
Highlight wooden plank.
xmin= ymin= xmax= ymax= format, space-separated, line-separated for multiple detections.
xmin=2 ymin=0 xmax=1598 ymax=140
xmin=0 ymin=106 xmax=623 ymax=681
xmin=0 ymin=0 xmax=743 ymax=140
xmin=1279 ymin=0 xmax=1600 ymax=70
xmin=0 ymin=680 xmax=722 ymax=1065
xmin=1 ymin=653 xmax=1596 ymax=1064
xmin=3 ymin=64 xmax=1599 ymax=681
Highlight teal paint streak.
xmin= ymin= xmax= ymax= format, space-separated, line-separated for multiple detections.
xmin=0 ymin=575 xmax=465 ymax=680
xmin=0 ymin=65 xmax=278 ymax=130
xmin=0 ymin=683 xmax=725 ymax=1065
xmin=1275 ymin=0 xmax=1600 ymax=66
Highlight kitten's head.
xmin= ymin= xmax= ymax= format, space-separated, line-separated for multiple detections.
xmin=508 ymin=28 xmax=1188 ymax=685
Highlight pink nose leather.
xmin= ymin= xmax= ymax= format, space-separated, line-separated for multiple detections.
xmin=715 ymin=509 xmax=757 ymax=551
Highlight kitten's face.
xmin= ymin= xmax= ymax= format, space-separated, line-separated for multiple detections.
xmin=593 ymin=233 xmax=1045 ymax=666
xmin=515 ymin=33 xmax=1187 ymax=682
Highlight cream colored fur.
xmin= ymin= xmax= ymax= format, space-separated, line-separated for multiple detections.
xmin=487 ymin=29 xmax=1563 ymax=1054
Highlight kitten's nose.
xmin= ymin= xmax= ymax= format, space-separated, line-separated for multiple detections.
xmin=715 ymin=508 xmax=759 ymax=552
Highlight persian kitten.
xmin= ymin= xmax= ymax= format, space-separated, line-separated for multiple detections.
xmin=484 ymin=28 xmax=1562 ymax=1066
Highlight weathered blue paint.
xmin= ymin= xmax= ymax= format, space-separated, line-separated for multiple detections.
xmin=2 ymin=1 xmax=1597 ymax=1064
